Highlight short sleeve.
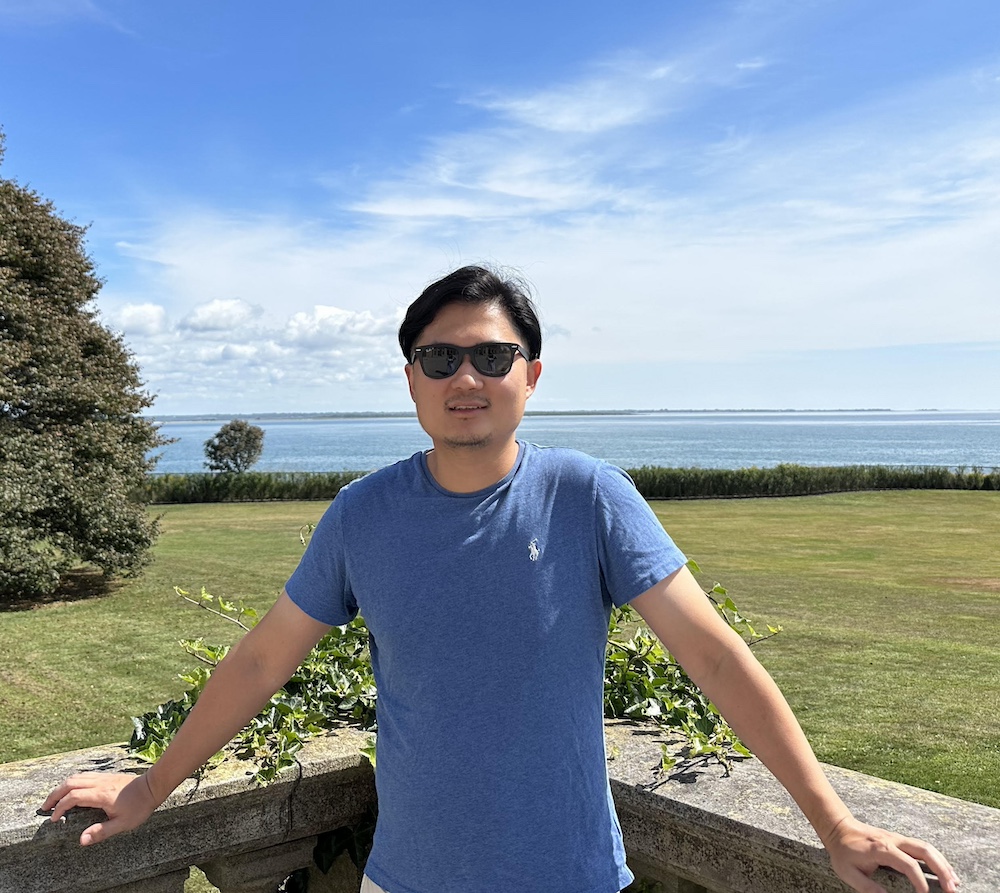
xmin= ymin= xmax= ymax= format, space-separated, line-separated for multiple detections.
xmin=594 ymin=463 xmax=687 ymax=606
xmin=285 ymin=495 xmax=359 ymax=627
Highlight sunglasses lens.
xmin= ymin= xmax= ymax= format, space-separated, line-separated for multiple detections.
xmin=419 ymin=346 xmax=460 ymax=378
xmin=472 ymin=343 xmax=515 ymax=376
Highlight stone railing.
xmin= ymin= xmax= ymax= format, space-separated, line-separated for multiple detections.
xmin=2 ymin=722 xmax=997 ymax=893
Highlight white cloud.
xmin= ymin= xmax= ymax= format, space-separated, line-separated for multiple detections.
xmin=354 ymin=142 xmax=619 ymax=221
xmin=109 ymin=302 xmax=167 ymax=336
xmin=108 ymin=213 xmax=433 ymax=319
xmin=182 ymin=298 xmax=261 ymax=332
xmin=284 ymin=306 xmax=398 ymax=351
xmin=104 ymin=271 xmax=407 ymax=412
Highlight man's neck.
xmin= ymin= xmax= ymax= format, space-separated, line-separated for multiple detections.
xmin=425 ymin=439 xmax=521 ymax=493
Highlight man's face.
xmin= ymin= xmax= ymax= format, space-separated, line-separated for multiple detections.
xmin=405 ymin=301 xmax=541 ymax=454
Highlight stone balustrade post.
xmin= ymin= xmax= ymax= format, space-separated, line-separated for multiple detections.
xmin=200 ymin=837 xmax=318 ymax=893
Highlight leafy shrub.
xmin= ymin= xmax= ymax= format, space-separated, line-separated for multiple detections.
xmin=130 ymin=588 xmax=377 ymax=783
xmin=142 ymin=471 xmax=364 ymax=504
xmin=626 ymin=463 xmax=999 ymax=499
xmin=141 ymin=464 xmax=998 ymax=507
xmin=604 ymin=560 xmax=779 ymax=772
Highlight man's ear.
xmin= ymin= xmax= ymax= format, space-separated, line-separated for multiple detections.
xmin=404 ymin=363 xmax=416 ymax=402
xmin=525 ymin=359 xmax=542 ymax=399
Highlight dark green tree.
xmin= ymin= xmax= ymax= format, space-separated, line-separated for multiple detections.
xmin=0 ymin=132 xmax=162 ymax=602
xmin=204 ymin=419 xmax=265 ymax=473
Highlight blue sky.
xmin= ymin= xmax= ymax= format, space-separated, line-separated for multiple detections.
xmin=2 ymin=0 xmax=999 ymax=414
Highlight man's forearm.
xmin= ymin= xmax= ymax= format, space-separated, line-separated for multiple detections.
xmin=142 ymin=634 xmax=287 ymax=805
xmin=696 ymin=641 xmax=853 ymax=844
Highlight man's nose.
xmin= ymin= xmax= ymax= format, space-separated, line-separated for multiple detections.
xmin=450 ymin=354 xmax=483 ymax=386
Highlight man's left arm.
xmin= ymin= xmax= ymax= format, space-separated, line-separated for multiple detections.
xmin=629 ymin=565 xmax=959 ymax=893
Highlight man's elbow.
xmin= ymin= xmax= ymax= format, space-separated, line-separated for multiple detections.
xmin=216 ymin=629 xmax=287 ymax=693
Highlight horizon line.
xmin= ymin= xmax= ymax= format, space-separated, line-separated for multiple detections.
xmin=144 ymin=407 xmax=1000 ymax=423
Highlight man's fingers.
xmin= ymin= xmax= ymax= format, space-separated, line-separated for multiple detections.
xmin=841 ymin=836 xmax=959 ymax=893
xmin=80 ymin=821 xmax=106 ymax=846
xmin=82 ymin=811 xmax=141 ymax=846
xmin=41 ymin=783 xmax=68 ymax=812
xmin=80 ymin=817 xmax=131 ymax=846
xmin=873 ymin=850 xmax=929 ymax=893
xmin=44 ymin=772 xmax=136 ymax=824
xmin=43 ymin=775 xmax=95 ymax=813
xmin=47 ymin=788 xmax=94 ymax=823
xmin=894 ymin=838 xmax=959 ymax=893
xmin=45 ymin=778 xmax=109 ymax=822
xmin=826 ymin=818 xmax=958 ymax=893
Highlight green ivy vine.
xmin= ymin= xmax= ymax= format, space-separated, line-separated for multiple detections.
xmin=129 ymin=559 xmax=779 ymax=783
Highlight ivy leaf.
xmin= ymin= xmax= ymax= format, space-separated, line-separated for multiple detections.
xmin=360 ymin=736 xmax=377 ymax=768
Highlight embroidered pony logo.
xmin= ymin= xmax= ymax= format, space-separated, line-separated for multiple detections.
xmin=528 ymin=538 xmax=540 ymax=562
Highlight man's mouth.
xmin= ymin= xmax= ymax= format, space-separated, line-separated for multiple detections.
xmin=447 ymin=402 xmax=489 ymax=412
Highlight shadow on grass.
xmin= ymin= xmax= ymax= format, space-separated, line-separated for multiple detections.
xmin=0 ymin=568 xmax=124 ymax=613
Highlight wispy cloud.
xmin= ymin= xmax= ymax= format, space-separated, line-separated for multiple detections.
xmin=469 ymin=59 xmax=682 ymax=134
xmin=735 ymin=57 xmax=770 ymax=71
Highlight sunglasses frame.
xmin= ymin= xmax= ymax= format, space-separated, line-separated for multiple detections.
xmin=410 ymin=341 xmax=528 ymax=379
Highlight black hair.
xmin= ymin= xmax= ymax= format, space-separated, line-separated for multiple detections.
xmin=398 ymin=265 xmax=542 ymax=362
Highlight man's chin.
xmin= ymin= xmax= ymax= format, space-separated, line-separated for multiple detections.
xmin=441 ymin=434 xmax=492 ymax=450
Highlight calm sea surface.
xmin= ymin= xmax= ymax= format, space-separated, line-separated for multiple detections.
xmin=151 ymin=411 xmax=1000 ymax=474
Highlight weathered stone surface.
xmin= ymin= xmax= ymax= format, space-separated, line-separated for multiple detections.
xmin=606 ymin=721 xmax=1000 ymax=893
xmin=0 ymin=728 xmax=375 ymax=893
xmin=2 ymin=722 xmax=997 ymax=893
xmin=101 ymin=869 xmax=189 ymax=893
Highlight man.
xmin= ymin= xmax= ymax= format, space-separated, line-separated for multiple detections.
xmin=46 ymin=265 xmax=958 ymax=893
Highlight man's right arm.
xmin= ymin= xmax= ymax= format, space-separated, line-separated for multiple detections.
xmin=43 ymin=592 xmax=331 ymax=846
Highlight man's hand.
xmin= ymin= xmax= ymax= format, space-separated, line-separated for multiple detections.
xmin=824 ymin=815 xmax=960 ymax=893
xmin=42 ymin=772 xmax=159 ymax=846
xmin=40 ymin=595 xmax=330 ymax=849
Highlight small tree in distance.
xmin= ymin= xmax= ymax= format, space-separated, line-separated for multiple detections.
xmin=204 ymin=419 xmax=265 ymax=473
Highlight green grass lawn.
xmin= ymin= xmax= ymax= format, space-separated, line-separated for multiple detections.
xmin=654 ymin=490 xmax=1000 ymax=809
xmin=0 ymin=502 xmax=328 ymax=765
xmin=1 ymin=492 xmax=997 ymax=812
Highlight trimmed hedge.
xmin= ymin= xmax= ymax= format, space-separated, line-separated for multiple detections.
xmin=141 ymin=471 xmax=364 ymax=504
xmin=626 ymin=463 xmax=999 ymax=499
xmin=142 ymin=464 xmax=999 ymax=504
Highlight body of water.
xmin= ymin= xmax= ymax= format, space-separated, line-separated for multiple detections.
xmin=151 ymin=411 xmax=1000 ymax=474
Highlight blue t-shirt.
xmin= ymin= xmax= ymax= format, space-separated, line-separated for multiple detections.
xmin=286 ymin=442 xmax=686 ymax=893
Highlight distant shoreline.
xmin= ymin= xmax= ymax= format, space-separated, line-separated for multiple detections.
xmin=149 ymin=407 xmax=912 ymax=423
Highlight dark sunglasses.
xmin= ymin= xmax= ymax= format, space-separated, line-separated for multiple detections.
xmin=410 ymin=342 xmax=528 ymax=379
